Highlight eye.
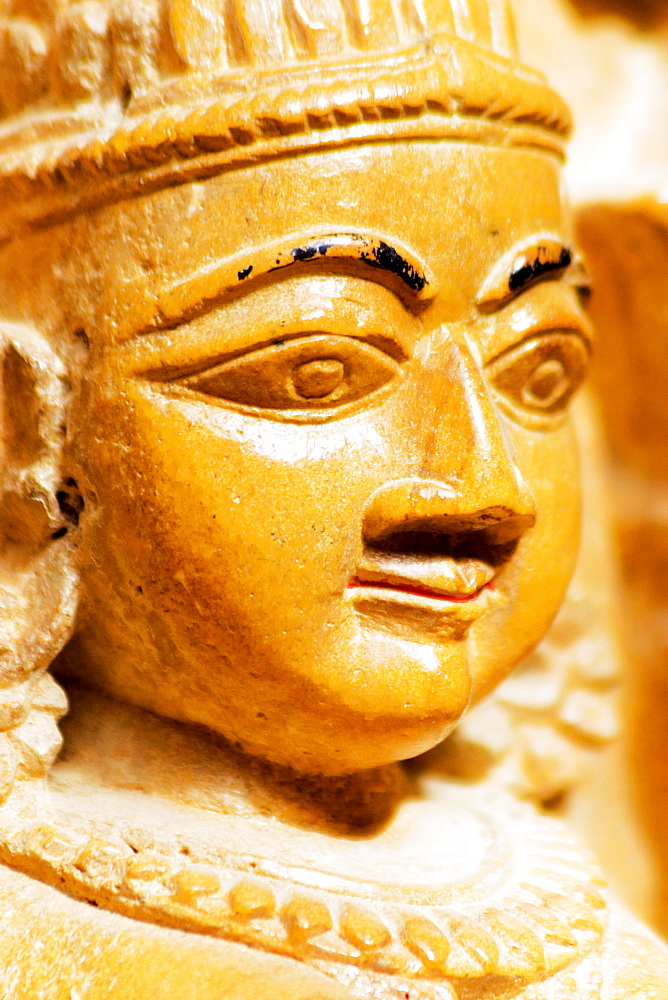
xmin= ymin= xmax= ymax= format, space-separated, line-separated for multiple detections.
xmin=488 ymin=332 xmax=590 ymax=421
xmin=171 ymin=334 xmax=401 ymax=414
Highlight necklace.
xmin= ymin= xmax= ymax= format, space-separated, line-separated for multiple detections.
xmin=0 ymin=781 xmax=605 ymax=999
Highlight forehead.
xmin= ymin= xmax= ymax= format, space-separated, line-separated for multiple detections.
xmin=66 ymin=141 xmax=568 ymax=342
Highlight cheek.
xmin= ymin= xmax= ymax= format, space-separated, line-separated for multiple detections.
xmin=469 ymin=420 xmax=581 ymax=700
xmin=521 ymin=421 xmax=582 ymax=582
xmin=74 ymin=385 xmax=397 ymax=630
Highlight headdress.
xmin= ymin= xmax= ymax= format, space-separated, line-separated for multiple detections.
xmin=0 ymin=0 xmax=570 ymax=241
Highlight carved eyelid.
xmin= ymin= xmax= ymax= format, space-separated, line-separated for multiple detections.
xmin=486 ymin=328 xmax=591 ymax=373
xmin=134 ymin=280 xmax=415 ymax=384
xmin=170 ymin=334 xmax=403 ymax=414
xmin=487 ymin=330 xmax=590 ymax=424
xmin=485 ymin=323 xmax=592 ymax=368
xmin=141 ymin=232 xmax=434 ymax=339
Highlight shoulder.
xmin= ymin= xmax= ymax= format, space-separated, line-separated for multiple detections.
xmin=0 ymin=864 xmax=349 ymax=1000
xmin=601 ymin=901 xmax=668 ymax=999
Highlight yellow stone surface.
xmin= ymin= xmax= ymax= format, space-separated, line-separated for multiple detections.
xmin=0 ymin=0 xmax=666 ymax=996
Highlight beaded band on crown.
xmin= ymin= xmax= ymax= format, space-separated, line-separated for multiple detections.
xmin=0 ymin=0 xmax=571 ymax=240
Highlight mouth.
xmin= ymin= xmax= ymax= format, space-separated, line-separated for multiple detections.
xmin=349 ymin=554 xmax=496 ymax=601
xmin=346 ymin=555 xmax=500 ymax=631
xmin=348 ymin=578 xmax=494 ymax=604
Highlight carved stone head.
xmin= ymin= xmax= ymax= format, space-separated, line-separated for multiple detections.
xmin=0 ymin=0 xmax=591 ymax=782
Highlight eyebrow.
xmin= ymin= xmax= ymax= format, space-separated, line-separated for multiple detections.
xmin=148 ymin=233 xmax=432 ymax=335
xmin=477 ymin=237 xmax=591 ymax=312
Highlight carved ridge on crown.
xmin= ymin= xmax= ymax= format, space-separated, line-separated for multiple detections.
xmin=0 ymin=34 xmax=571 ymax=243
xmin=0 ymin=3 xmax=568 ymax=146
xmin=0 ymin=0 xmax=519 ymax=124
xmin=0 ymin=0 xmax=571 ymax=242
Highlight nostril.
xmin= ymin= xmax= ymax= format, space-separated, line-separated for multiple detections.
xmin=369 ymin=527 xmax=522 ymax=569
xmin=475 ymin=512 xmax=536 ymax=547
xmin=361 ymin=478 xmax=536 ymax=550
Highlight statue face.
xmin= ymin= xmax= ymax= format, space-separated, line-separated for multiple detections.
xmin=60 ymin=140 xmax=590 ymax=773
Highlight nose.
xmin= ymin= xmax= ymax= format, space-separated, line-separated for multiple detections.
xmin=362 ymin=335 xmax=536 ymax=551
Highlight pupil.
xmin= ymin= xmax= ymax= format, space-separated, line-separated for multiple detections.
xmin=523 ymin=359 xmax=568 ymax=408
xmin=292 ymin=358 xmax=345 ymax=399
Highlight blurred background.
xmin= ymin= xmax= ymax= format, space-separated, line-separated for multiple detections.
xmin=514 ymin=0 xmax=668 ymax=938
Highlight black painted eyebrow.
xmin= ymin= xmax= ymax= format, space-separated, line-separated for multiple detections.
xmin=477 ymin=237 xmax=588 ymax=312
xmin=143 ymin=233 xmax=432 ymax=336
xmin=509 ymin=244 xmax=572 ymax=293
xmin=272 ymin=238 xmax=428 ymax=293
xmin=252 ymin=234 xmax=428 ymax=293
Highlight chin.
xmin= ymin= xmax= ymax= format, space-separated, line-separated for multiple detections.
xmin=266 ymin=710 xmax=464 ymax=776
xmin=244 ymin=629 xmax=475 ymax=775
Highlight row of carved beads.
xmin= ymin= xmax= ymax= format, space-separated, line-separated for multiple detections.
xmin=7 ymin=822 xmax=606 ymax=986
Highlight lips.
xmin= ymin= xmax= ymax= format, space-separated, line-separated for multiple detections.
xmin=349 ymin=555 xmax=496 ymax=603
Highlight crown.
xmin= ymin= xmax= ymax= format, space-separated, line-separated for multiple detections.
xmin=0 ymin=0 xmax=571 ymax=240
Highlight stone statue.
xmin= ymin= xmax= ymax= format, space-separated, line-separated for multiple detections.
xmin=0 ymin=0 xmax=667 ymax=996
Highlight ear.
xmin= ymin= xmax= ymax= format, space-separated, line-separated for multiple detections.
xmin=0 ymin=323 xmax=78 ymax=805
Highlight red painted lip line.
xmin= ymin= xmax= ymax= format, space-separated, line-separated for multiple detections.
xmin=348 ymin=578 xmax=494 ymax=604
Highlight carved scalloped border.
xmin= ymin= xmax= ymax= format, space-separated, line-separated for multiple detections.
xmin=0 ymin=802 xmax=607 ymax=994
